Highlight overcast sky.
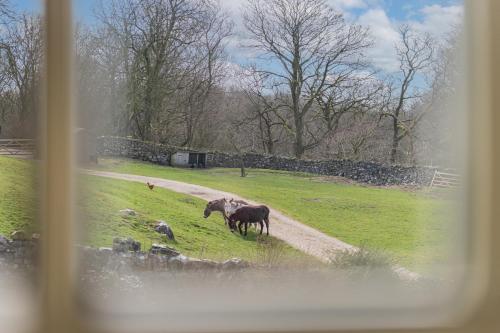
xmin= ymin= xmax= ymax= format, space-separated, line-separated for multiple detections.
xmin=15 ymin=0 xmax=463 ymax=75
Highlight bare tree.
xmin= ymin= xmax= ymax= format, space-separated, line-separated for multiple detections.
xmin=341 ymin=112 xmax=386 ymax=159
xmin=94 ymin=0 xmax=232 ymax=145
xmin=228 ymin=130 xmax=248 ymax=177
xmin=412 ymin=27 xmax=462 ymax=166
xmin=247 ymin=99 xmax=282 ymax=154
xmin=0 ymin=12 xmax=43 ymax=137
xmin=96 ymin=0 xmax=203 ymax=141
xmin=382 ymin=25 xmax=434 ymax=164
xmin=0 ymin=0 xmax=13 ymax=24
xmin=177 ymin=2 xmax=233 ymax=147
xmin=221 ymin=92 xmax=263 ymax=178
xmin=238 ymin=69 xmax=286 ymax=154
xmin=242 ymin=0 xmax=371 ymax=158
xmin=75 ymin=24 xmax=129 ymax=135
xmin=314 ymin=73 xmax=385 ymax=149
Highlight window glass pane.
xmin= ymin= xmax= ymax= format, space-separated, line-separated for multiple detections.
xmin=0 ymin=0 xmax=42 ymax=331
xmin=74 ymin=0 xmax=470 ymax=331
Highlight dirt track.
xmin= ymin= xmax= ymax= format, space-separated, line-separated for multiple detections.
xmin=84 ymin=170 xmax=419 ymax=280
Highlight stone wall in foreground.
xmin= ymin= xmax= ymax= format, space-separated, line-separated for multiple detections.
xmin=0 ymin=233 xmax=249 ymax=272
xmin=96 ymin=136 xmax=435 ymax=186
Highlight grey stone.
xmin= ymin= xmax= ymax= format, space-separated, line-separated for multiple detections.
xmin=167 ymin=254 xmax=188 ymax=269
xmin=0 ymin=235 xmax=9 ymax=245
xmin=113 ymin=237 xmax=141 ymax=252
xmin=154 ymin=221 xmax=175 ymax=240
xmin=0 ymin=235 xmax=10 ymax=252
xmin=119 ymin=208 xmax=136 ymax=217
xmin=98 ymin=247 xmax=113 ymax=253
xmin=11 ymin=230 xmax=27 ymax=241
xmin=222 ymin=258 xmax=249 ymax=270
xmin=169 ymin=254 xmax=188 ymax=262
xmin=150 ymin=244 xmax=180 ymax=257
xmin=183 ymin=258 xmax=219 ymax=270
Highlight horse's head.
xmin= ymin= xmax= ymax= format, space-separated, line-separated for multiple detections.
xmin=228 ymin=214 xmax=238 ymax=232
xmin=203 ymin=201 xmax=213 ymax=218
xmin=204 ymin=198 xmax=227 ymax=218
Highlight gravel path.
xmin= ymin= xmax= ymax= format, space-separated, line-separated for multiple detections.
xmin=84 ymin=170 xmax=419 ymax=280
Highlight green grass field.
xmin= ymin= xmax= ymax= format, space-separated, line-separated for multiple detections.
xmin=0 ymin=155 xmax=458 ymax=269
xmin=78 ymin=175 xmax=307 ymax=262
xmin=0 ymin=157 xmax=38 ymax=236
xmin=95 ymin=158 xmax=458 ymax=269
xmin=0 ymin=156 xmax=307 ymax=263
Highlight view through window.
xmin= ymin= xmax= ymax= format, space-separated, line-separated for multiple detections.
xmin=0 ymin=0 xmax=41 ymax=332
xmin=0 ymin=0 xmax=478 ymax=332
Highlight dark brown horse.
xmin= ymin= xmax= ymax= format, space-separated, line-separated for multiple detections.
xmin=228 ymin=205 xmax=270 ymax=236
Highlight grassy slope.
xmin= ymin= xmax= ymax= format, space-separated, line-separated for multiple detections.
xmin=0 ymin=156 xmax=307 ymax=263
xmin=96 ymin=158 xmax=458 ymax=269
xmin=79 ymin=175 xmax=307 ymax=262
xmin=0 ymin=157 xmax=38 ymax=236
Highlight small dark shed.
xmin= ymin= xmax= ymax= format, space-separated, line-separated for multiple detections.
xmin=171 ymin=150 xmax=206 ymax=168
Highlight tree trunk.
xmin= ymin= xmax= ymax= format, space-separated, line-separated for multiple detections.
xmin=390 ymin=118 xmax=399 ymax=164
xmin=291 ymin=49 xmax=304 ymax=159
xmin=239 ymin=155 xmax=246 ymax=177
xmin=408 ymin=135 xmax=416 ymax=166
xmin=266 ymin=139 xmax=274 ymax=155
xmin=265 ymin=122 xmax=274 ymax=155
xmin=142 ymin=80 xmax=154 ymax=141
xmin=294 ymin=118 xmax=304 ymax=159
xmin=182 ymin=111 xmax=194 ymax=148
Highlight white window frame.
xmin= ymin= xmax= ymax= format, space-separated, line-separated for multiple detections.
xmin=37 ymin=0 xmax=500 ymax=332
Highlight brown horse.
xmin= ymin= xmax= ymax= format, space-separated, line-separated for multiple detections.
xmin=228 ymin=205 xmax=270 ymax=236
xmin=203 ymin=198 xmax=248 ymax=226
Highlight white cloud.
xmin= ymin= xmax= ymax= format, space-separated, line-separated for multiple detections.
xmin=218 ymin=1 xmax=464 ymax=74
xmin=410 ymin=4 xmax=463 ymax=38
xmin=327 ymin=0 xmax=371 ymax=22
xmin=327 ymin=0 xmax=367 ymax=10
xmin=219 ymin=0 xmax=245 ymax=25
xmin=219 ymin=0 xmax=361 ymax=63
xmin=218 ymin=0 xmax=254 ymax=63
xmin=357 ymin=9 xmax=400 ymax=72
xmin=356 ymin=4 xmax=464 ymax=72
xmin=222 ymin=61 xmax=266 ymax=90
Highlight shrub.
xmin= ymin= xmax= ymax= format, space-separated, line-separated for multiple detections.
xmin=329 ymin=246 xmax=394 ymax=269
xmin=255 ymin=235 xmax=287 ymax=267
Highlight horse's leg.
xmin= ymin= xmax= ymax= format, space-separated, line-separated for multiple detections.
xmin=238 ymin=221 xmax=243 ymax=235
xmin=265 ymin=218 xmax=269 ymax=235
xmin=244 ymin=222 xmax=248 ymax=236
xmin=223 ymin=213 xmax=229 ymax=225
xmin=259 ymin=221 xmax=263 ymax=235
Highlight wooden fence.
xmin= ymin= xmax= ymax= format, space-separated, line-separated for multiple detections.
xmin=0 ymin=139 xmax=36 ymax=156
xmin=430 ymin=170 xmax=460 ymax=189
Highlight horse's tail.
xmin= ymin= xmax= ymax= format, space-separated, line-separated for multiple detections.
xmin=264 ymin=206 xmax=270 ymax=220
xmin=263 ymin=206 xmax=270 ymax=235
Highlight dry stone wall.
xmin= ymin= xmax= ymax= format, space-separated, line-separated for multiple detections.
xmin=97 ymin=136 xmax=175 ymax=165
xmin=97 ymin=136 xmax=435 ymax=186
xmin=0 ymin=233 xmax=249 ymax=272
